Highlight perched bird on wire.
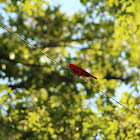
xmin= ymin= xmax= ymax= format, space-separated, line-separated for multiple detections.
xmin=67 ymin=63 xmax=97 ymax=79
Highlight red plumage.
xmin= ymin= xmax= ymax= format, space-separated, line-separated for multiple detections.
xmin=68 ymin=63 xmax=97 ymax=79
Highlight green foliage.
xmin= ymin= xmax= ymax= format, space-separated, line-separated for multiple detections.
xmin=0 ymin=0 xmax=140 ymax=139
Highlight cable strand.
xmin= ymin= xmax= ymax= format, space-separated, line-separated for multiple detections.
xmin=0 ymin=23 xmax=139 ymax=118
xmin=0 ymin=24 xmax=67 ymax=69
xmin=80 ymin=77 xmax=140 ymax=118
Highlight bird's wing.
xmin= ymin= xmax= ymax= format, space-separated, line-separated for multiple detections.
xmin=74 ymin=66 xmax=90 ymax=76
xmin=76 ymin=66 xmax=89 ymax=73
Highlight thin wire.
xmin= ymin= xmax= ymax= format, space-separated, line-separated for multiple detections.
xmin=0 ymin=24 xmax=68 ymax=70
xmin=0 ymin=23 xmax=140 ymax=118
xmin=80 ymin=77 xmax=140 ymax=118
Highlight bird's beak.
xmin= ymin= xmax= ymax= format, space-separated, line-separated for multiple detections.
xmin=66 ymin=65 xmax=69 ymax=67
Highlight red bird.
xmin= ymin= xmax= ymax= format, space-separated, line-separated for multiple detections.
xmin=68 ymin=63 xmax=97 ymax=79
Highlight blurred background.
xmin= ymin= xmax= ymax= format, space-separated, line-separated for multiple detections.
xmin=0 ymin=0 xmax=140 ymax=139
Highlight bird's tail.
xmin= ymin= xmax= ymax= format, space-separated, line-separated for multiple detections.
xmin=90 ymin=75 xmax=97 ymax=79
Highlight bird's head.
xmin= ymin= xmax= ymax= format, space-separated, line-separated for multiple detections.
xmin=67 ymin=63 xmax=76 ymax=68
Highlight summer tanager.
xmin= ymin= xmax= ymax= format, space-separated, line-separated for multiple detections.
xmin=68 ymin=63 xmax=97 ymax=79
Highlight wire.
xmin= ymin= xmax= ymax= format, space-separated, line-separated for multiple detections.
xmin=0 ymin=24 xmax=68 ymax=70
xmin=0 ymin=23 xmax=140 ymax=118
xmin=80 ymin=77 xmax=140 ymax=118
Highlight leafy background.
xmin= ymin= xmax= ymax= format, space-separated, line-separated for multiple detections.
xmin=0 ymin=0 xmax=140 ymax=139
